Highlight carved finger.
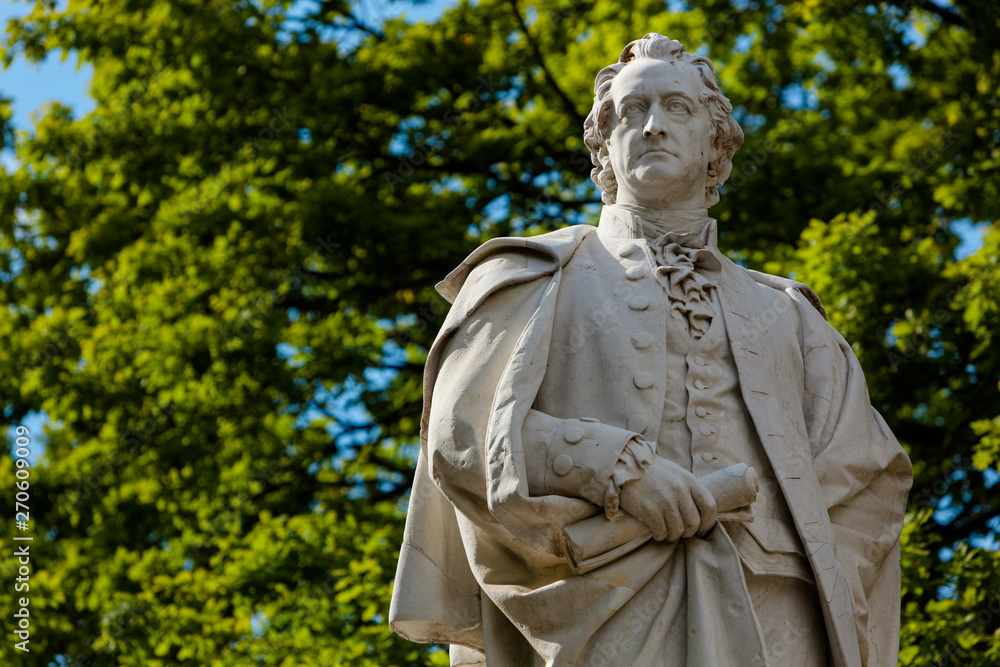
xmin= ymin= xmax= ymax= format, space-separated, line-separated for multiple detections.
xmin=662 ymin=505 xmax=684 ymax=542
xmin=646 ymin=510 xmax=669 ymax=542
xmin=677 ymin=491 xmax=701 ymax=539
xmin=692 ymin=482 xmax=718 ymax=535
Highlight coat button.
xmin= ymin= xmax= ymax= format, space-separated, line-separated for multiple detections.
xmin=633 ymin=372 xmax=653 ymax=389
xmin=632 ymin=332 xmax=653 ymax=349
xmin=553 ymin=454 xmax=573 ymax=476
xmin=701 ymin=452 xmax=715 ymax=462
xmin=694 ymin=355 xmax=707 ymax=366
xmin=625 ymin=266 xmax=645 ymax=281
xmin=617 ymin=242 xmax=638 ymax=257
xmin=629 ymin=295 xmax=649 ymax=311
xmin=694 ymin=379 xmax=709 ymax=390
xmin=564 ymin=426 xmax=585 ymax=444
xmin=695 ymin=406 xmax=708 ymax=417
xmin=699 ymin=423 xmax=715 ymax=436
xmin=627 ymin=415 xmax=648 ymax=433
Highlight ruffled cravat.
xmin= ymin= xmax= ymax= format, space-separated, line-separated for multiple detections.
xmin=603 ymin=205 xmax=724 ymax=520
xmin=620 ymin=205 xmax=722 ymax=340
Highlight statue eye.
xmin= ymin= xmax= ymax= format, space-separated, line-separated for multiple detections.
xmin=621 ymin=102 xmax=645 ymax=118
xmin=665 ymin=99 xmax=689 ymax=113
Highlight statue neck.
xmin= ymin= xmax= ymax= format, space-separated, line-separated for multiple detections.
xmin=611 ymin=204 xmax=717 ymax=247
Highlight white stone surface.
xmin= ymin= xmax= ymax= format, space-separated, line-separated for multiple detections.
xmin=390 ymin=33 xmax=911 ymax=667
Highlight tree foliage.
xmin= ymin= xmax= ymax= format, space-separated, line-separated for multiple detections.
xmin=0 ymin=0 xmax=997 ymax=664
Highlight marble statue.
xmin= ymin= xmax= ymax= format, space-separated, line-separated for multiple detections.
xmin=389 ymin=33 xmax=912 ymax=667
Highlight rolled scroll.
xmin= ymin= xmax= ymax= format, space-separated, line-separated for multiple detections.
xmin=560 ymin=463 xmax=759 ymax=574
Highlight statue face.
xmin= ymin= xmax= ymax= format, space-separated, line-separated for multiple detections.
xmin=606 ymin=58 xmax=713 ymax=209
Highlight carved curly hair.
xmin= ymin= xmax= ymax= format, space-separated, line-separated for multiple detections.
xmin=582 ymin=34 xmax=744 ymax=207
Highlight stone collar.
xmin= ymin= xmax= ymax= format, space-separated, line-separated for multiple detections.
xmin=598 ymin=204 xmax=719 ymax=248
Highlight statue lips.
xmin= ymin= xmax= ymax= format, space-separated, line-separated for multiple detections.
xmin=641 ymin=147 xmax=676 ymax=159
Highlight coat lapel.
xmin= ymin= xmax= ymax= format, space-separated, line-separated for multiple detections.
xmin=718 ymin=258 xmax=862 ymax=667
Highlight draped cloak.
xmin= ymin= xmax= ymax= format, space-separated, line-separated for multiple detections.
xmin=389 ymin=209 xmax=912 ymax=666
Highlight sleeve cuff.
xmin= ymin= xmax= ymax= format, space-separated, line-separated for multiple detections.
xmin=604 ymin=437 xmax=657 ymax=520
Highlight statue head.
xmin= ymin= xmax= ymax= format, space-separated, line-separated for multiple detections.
xmin=583 ymin=34 xmax=744 ymax=208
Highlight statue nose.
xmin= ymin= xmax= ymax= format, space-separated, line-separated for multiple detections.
xmin=642 ymin=110 xmax=666 ymax=138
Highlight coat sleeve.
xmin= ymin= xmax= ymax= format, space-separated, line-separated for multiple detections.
xmin=792 ymin=291 xmax=913 ymax=666
xmin=425 ymin=256 xmax=636 ymax=559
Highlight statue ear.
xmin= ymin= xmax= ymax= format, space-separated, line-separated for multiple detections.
xmin=706 ymin=139 xmax=728 ymax=183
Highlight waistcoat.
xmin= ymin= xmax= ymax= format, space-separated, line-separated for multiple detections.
xmin=657 ymin=289 xmax=812 ymax=581
xmin=619 ymin=205 xmax=813 ymax=582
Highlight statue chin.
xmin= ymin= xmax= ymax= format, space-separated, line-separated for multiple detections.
xmin=619 ymin=167 xmax=706 ymax=209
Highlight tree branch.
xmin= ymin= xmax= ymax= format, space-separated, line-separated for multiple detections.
xmin=505 ymin=0 xmax=586 ymax=128
xmin=317 ymin=0 xmax=387 ymax=40
xmin=885 ymin=0 xmax=967 ymax=28
xmin=338 ymin=12 xmax=386 ymax=41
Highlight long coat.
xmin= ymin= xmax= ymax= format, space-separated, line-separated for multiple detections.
xmin=389 ymin=208 xmax=912 ymax=667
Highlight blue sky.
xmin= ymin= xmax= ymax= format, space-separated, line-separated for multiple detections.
xmin=1 ymin=1 xmax=94 ymax=450
xmin=0 ymin=0 xmax=989 ymax=454
xmin=0 ymin=0 xmax=457 ymax=455
xmin=0 ymin=0 xmax=450 ymax=165
xmin=0 ymin=1 xmax=94 ymax=140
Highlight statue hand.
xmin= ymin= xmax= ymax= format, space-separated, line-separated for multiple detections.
xmin=618 ymin=457 xmax=717 ymax=542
